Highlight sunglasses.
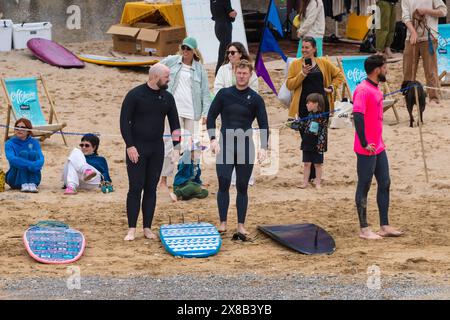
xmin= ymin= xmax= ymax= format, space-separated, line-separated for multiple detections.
xmin=227 ymin=50 xmax=240 ymax=56
xmin=79 ymin=143 xmax=92 ymax=148
xmin=14 ymin=125 xmax=28 ymax=130
xmin=181 ymin=45 xmax=192 ymax=51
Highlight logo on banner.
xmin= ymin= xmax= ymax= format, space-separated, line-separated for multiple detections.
xmin=347 ymin=68 xmax=367 ymax=84
xmin=438 ymin=35 xmax=450 ymax=54
xmin=11 ymin=90 xmax=36 ymax=106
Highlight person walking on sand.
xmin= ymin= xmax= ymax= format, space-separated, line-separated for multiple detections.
xmin=352 ymin=55 xmax=402 ymax=240
xmin=120 ymin=63 xmax=181 ymax=241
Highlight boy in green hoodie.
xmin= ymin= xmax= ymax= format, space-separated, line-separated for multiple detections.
xmin=170 ymin=140 xmax=208 ymax=202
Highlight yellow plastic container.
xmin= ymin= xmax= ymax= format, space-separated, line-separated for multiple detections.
xmin=345 ymin=13 xmax=371 ymax=40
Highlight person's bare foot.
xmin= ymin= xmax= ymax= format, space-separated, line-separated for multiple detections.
xmin=359 ymin=228 xmax=383 ymax=240
xmin=124 ymin=228 xmax=136 ymax=241
xmin=169 ymin=192 xmax=178 ymax=202
xmin=298 ymin=183 xmax=308 ymax=189
xmin=377 ymin=225 xmax=403 ymax=237
xmin=315 ymin=181 xmax=322 ymax=189
xmin=237 ymin=223 xmax=249 ymax=235
xmin=218 ymin=222 xmax=227 ymax=233
xmin=384 ymin=47 xmax=395 ymax=59
xmin=143 ymin=228 xmax=157 ymax=240
xmin=429 ymin=98 xmax=440 ymax=107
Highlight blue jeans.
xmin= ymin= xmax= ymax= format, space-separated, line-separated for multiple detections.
xmin=355 ymin=150 xmax=390 ymax=228
xmin=6 ymin=150 xmax=41 ymax=189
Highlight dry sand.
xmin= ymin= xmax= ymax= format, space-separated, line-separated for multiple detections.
xmin=0 ymin=41 xmax=449 ymax=285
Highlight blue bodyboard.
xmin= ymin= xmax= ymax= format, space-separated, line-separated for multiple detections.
xmin=160 ymin=222 xmax=222 ymax=258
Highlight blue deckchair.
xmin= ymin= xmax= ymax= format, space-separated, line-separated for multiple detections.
xmin=438 ymin=24 xmax=450 ymax=85
xmin=338 ymin=56 xmax=400 ymax=124
xmin=1 ymin=76 xmax=67 ymax=145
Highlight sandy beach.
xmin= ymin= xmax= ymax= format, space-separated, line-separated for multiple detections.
xmin=0 ymin=41 xmax=449 ymax=298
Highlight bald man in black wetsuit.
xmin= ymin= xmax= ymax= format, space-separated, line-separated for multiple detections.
xmin=120 ymin=64 xmax=181 ymax=241
xmin=207 ymin=60 xmax=269 ymax=236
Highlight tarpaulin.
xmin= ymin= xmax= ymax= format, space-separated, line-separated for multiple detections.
xmin=120 ymin=1 xmax=185 ymax=26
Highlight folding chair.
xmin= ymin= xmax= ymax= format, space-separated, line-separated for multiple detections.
xmin=337 ymin=56 xmax=400 ymax=124
xmin=438 ymin=24 xmax=450 ymax=86
xmin=1 ymin=75 xmax=67 ymax=145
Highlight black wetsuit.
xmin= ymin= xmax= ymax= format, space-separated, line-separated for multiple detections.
xmin=120 ymin=83 xmax=180 ymax=228
xmin=211 ymin=0 xmax=235 ymax=76
xmin=207 ymin=86 xmax=269 ymax=224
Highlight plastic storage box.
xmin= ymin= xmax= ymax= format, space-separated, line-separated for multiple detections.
xmin=0 ymin=20 xmax=13 ymax=52
xmin=12 ymin=22 xmax=52 ymax=49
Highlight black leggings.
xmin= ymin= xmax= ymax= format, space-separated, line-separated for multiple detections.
xmin=216 ymin=138 xmax=254 ymax=224
xmin=126 ymin=141 xmax=164 ymax=228
xmin=355 ymin=150 xmax=391 ymax=228
xmin=214 ymin=20 xmax=232 ymax=76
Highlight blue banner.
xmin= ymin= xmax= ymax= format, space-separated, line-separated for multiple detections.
xmin=4 ymin=78 xmax=48 ymax=126
xmin=267 ymin=0 xmax=283 ymax=37
xmin=260 ymin=27 xmax=287 ymax=61
xmin=340 ymin=56 xmax=369 ymax=97
xmin=438 ymin=24 xmax=450 ymax=77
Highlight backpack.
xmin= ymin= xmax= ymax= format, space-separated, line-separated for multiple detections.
xmin=391 ymin=21 xmax=407 ymax=51
xmin=360 ymin=30 xmax=377 ymax=53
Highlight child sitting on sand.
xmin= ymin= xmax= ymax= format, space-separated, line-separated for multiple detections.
xmin=170 ymin=140 xmax=208 ymax=202
xmin=62 ymin=134 xmax=112 ymax=195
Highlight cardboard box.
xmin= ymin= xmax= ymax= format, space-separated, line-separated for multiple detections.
xmin=132 ymin=22 xmax=158 ymax=29
xmin=107 ymin=23 xmax=186 ymax=56
xmin=137 ymin=26 xmax=186 ymax=56
xmin=107 ymin=24 xmax=141 ymax=54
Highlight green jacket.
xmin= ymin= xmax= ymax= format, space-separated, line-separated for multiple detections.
xmin=160 ymin=55 xmax=211 ymax=121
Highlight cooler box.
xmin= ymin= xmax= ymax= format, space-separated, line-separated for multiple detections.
xmin=12 ymin=22 xmax=52 ymax=49
xmin=0 ymin=20 xmax=13 ymax=52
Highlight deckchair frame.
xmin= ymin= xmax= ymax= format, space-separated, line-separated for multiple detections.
xmin=1 ymin=75 xmax=67 ymax=145
xmin=337 ymin=57 xmax=400 ymax=125
xmin=439 ymin=71 xmax=450 ymax=86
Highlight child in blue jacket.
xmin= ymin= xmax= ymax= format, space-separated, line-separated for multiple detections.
xmin=170 ymin=140 xmax=208 ymax=201
xmin=5 ymin=118 xmax=44 ymax=193
xmin=62 ymin=134 xmax=112 ymax=195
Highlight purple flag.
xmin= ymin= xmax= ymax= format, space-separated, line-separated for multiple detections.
xmin=255 ymin=54 xmax=277 ymax=95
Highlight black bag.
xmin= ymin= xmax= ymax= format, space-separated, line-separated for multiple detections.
xmin=360 ymin=30 xmax=377 ymax=53
xmin=391 ymin=21 xmax=407 ymax=51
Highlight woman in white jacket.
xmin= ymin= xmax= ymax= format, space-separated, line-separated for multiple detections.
xmin=296 ymin=0 xmax=325 ymax=58
xmin=214 ymin=42 xmax=258 ymax=186
xmin=214 ymin=42 xmax=258 ymax=95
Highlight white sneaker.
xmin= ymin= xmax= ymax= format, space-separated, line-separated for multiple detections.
xmin=28 ymin=183 xmax=38 ymax=193
xmin=21 ymin=184 xmax=30 ymax=192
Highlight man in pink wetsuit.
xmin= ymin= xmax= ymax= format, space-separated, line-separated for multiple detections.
xmin=352 ymin=54 xmax=403 ymax=240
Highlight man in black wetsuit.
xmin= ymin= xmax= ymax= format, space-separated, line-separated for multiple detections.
xmin=210 ymin=0 xmax=237 ymax=76
xmin=207 ymin=59 xmax=269 ymax=236
xmin=120 ymin=64 xmax=181 ymax=241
